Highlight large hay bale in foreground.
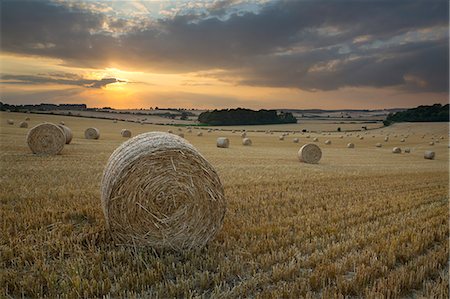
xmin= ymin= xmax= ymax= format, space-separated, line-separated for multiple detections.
xmin=242 ymin=138 xmax=252 ymax=146
xmin=347 ymin=143 xmax=355 ymax=148
xmin=19 ymin=121 xmax=28 ymax=128
xmin=85 ymin=127 xmax=100 ymax=139
xmin=392 ymin=147 xmax=401 ymax=154
xmin=101 ymin=132 xmax=226 ymax=250
xmin=216 ymin=137 xmax=229 ymax=148
xmin=7 ymin=119 xmax=14 ymax=125
xmin=58 ymin=125 xmax=73 ymax=144
xmin=27 ymin=123 xmax=65 ymax=155
xmin=424 ymin=151 xmax=435 ymax=160
xmin=121 ymin=129 xmax=132 ymax=138
xmin=298 ymin=143 xmax=322 ymax=164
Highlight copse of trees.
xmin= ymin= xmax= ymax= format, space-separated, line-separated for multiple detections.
xmin=198 ymin=108 xmax=297 ymax=125
xmin=383 ymin=104 xmax=449 ymax=126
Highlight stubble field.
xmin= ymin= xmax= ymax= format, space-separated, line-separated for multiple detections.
xmin=1 ymin=112 xmax=448 ymax=298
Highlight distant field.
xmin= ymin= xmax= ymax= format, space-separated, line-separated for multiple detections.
xmin=1 ymin=111 xmax=448 ymax=298
xmin=28 ymin=109 xmax=384 ymax=131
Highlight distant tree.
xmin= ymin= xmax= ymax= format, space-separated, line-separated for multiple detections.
xmin=180 ymin=112 xmax=189 ymax=120
xmin=384 ymin=104 xmax=449 ymax=126
xmin=198 ymin=108 xmax=297 ymax=125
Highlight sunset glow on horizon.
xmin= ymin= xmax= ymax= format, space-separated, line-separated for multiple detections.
xmin=1 ymin=0 xmax=448 ymax=110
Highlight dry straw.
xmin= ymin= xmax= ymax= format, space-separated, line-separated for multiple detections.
xmin=60 ymin=121 xmax=65 ymax=125
xmin=19 ymin=121 xmax=28 ymax=128
xmin=279 ymin=135 xmax=284 ymax=141
xmin=293 ymin=138 xmax=299 ymax=143
xmin=85 ymin=127 xmax=100 ymax=139
xmin=392 ymin=147 xmax=401 ymax=154
xmin=404 ymin=148 xmax=411 ymax=153
xmin=313 ymin=137 xmax=319 ymax=142
xmin=121 ymin=129 xmax=132 ymax=138
xmin=384 ymin=137 xmax=389 ymax=142
xmin=424 ymin=151 xmax=435 ymax=160
xmin=242 ymin=138 xmax=252 ymax=146
xmin=325 ymin=140 xmax=331 ymax=145
xmin=7 ymin=119 xmax=14 ymax=125
xmin=58 ymin=125 xmax=73 ymax=144
xmin=216 ymin=137 xmax=229 ymax=148
xmin=178 ymin=132 xmax=185 ymax=138
xmin=197 ymin=132 xmax=203 ymax=137
xmin=241 ymin=132 xmax=247 ymax=138
xmin=375 ymin=143 xmax=382 ymax=148
xmin=347 ymin=143 xmax=355 ymax=148
xmin=101 ymin=132 xmax=226 ymax=250
xmin=25 ymin=117 xmax=30 ymax=121
xmin=27 ymin=123 xmax=65 ymax=155
xmin=113 ymin=119 xmax=118 ymax=123
xmin=429 ymin=141 xmax=434 ymax=146
xmin=298 ymin=143 xmax=322 ymax=164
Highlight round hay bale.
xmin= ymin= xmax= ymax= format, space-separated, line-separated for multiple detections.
xmin=187 ymin=129 xmax=192 ymax=133
xmin=25 ymin=117 xmax=30 ymax=121
xmin=440 ymin=136 xmax=444 ymax=140
xmin=178 ymin=128 xmax=183 ymax=132
xmin=293 ymin=138 xmax=299 ymax=143
xmin=19 ymin=121 xmax=28 ymax=128
xmin=392 ymin=147 xmax=401 ymax=154
xmin=404 ymin=147 xmax=410 ymax=153
xmin=375 ymin=143 xmax=382 ymax=148
xmin=429 ymin=141 xmax=434 ymax=146
xmin=101 ymin=132 xmax=226 ymax=250
xmin=339 ymin=135 xmax=343 ymax=139
xmin=384 ymin=136 xmax=389 ymax=142
xmin=7 ymin=119 xmax=14 ymax=125
xmin=208 ymin=129 xmax=212 ymax=133
xmin=113 ymin=119 xmax=118 ymax=123
xmin=325 ymin=140 xmax=331 ymax=145
xmin=232 ymin=130 xmax=236 ymax=133
xmin=197 ymin=132 xmax=203 ymax=137
xmin=178 ymin=132 xmax=185 ymax=138
xmin=216 ymin=137 xmax=229 ymax=148
xmin=400 ymin=138 xmax=405 ymax=142
xmin=121 ymin=129 xmax=132 ymax=138
xmin=279 ymin=135 xmax=284 ymax=141
xmin=27 ymin=123 xmax=65 ymax=155
xmin=298 ymin=143 xmax=322 ymax=164
xmin=347 ymin=143 xmax=355 ymax=148
xmin=57 ymin=125 xmax=73 ymax=144
xmin=59 ymin=121 xmax=65 ymax=125
xmin=242 ymin=138 xmax=252 ymax=146
xmin=85 ymin=127 xmax=100 ymax=139
xmin=306 ymin=135 xmax=310 ymax=138
xmin=313 ymin=137 xmax=318 ymax=142
xmin=168 ymin=129 xmax=173 ymax=134
xmin=359 ymin=136 xmax=364 ymax=140
xmin=241 ymin=132 xmax=247 ymax=138
xmin=424 ymin=151 xmax=435 ymax=160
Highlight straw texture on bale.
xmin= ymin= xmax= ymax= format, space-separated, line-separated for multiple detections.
xmin=293 ymin=138 xmax=299 ymax=143
xmin=242 ymin=138 xmax=252 ymax=146
xmin=392 ymin=147 xmax=401 ymax=154
xmin=298 ymin=143 xmax=322 ymax=164
xmin=19 ymin=121 xmax=28 ymax=128
xmin=101 ymin=132 xmax=226 ymax=250
xmin=347 ymin=143 xmax=355 ymax=148
xmin=424 ymin=151 xmax=435 ymax=160
xmin=121 ymin=129 xmax=132 ymax=138
xmin=57 ymin=125 xmax=73 ymax=144
xmin=7 ymin=119 xmax=14 ymax=125
xmin=216 ymin=137 xmax=229 ymax=148
xmin=85 ymin=127 xmax=100 ymax=139
xmin=27 ymin=123 xmax=65 ymax=155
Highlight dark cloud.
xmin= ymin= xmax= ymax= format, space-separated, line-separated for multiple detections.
xmin=1 ymin=73 xmax=125 ymax=88
xmin=1 ymin=0 xmax=448 ymax=92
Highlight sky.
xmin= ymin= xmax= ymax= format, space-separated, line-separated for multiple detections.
xmin=0 ymin=0 xmax=448 ymax=110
